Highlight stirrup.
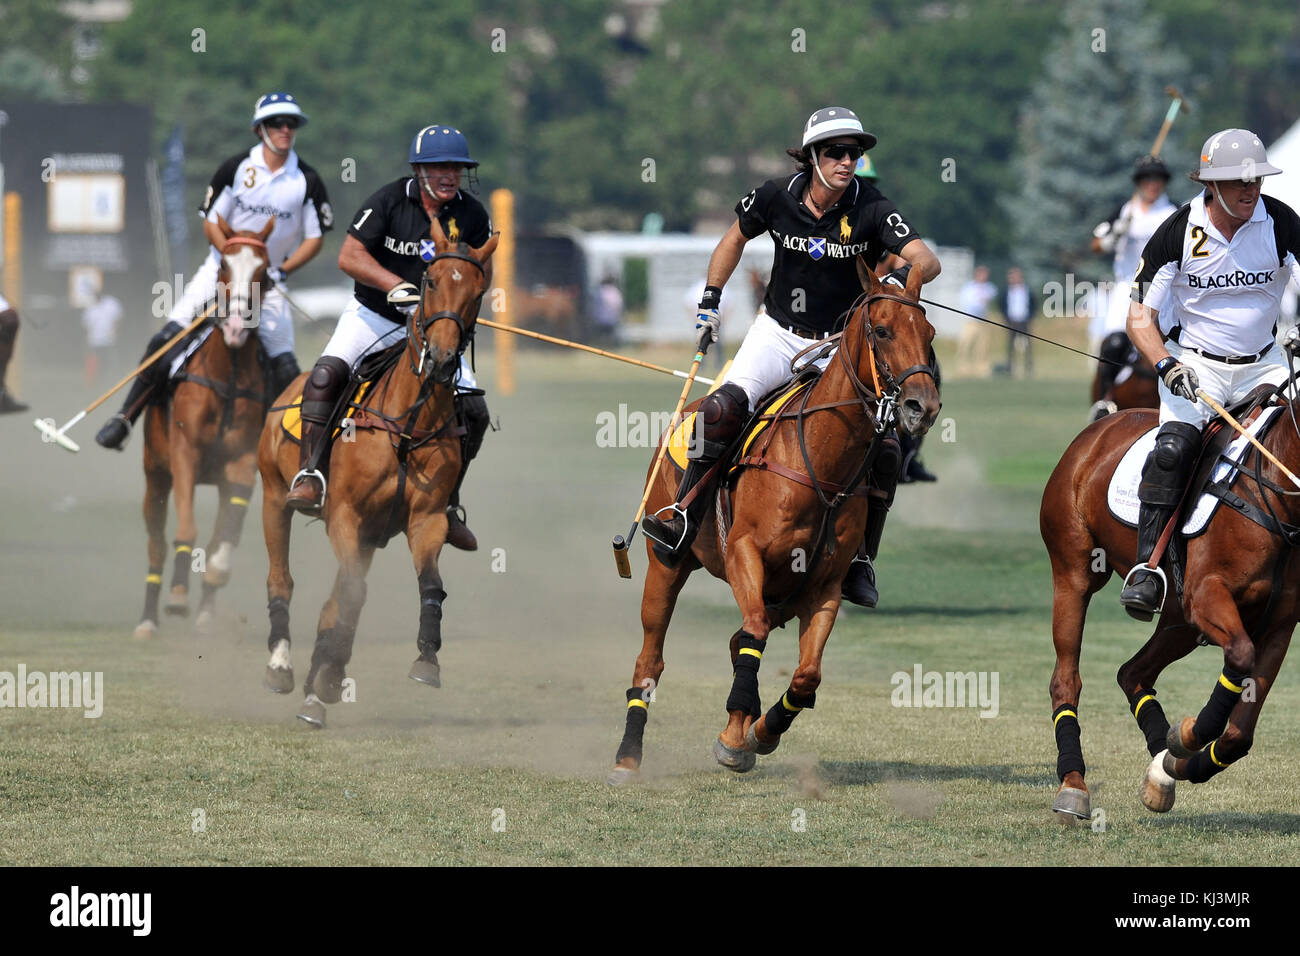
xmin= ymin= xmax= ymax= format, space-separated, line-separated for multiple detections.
xmin=643 ymin=503 xmax=689 ymax=552
xmin=1120 ymin=563 xmax=1167 ymax=615
xmin=288 ymin=468 xmax=326 ymax=501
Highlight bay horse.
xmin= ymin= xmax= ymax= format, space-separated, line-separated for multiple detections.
xmin=609 ymin=264 xmax=940 ymax=783
xmin=136 ymin=216 xmax=274 ymax=638
xmin=258 ymin=218 xmax=498 ymax=728
xmin=1042 ymin=399 xmax=1300 ymax=817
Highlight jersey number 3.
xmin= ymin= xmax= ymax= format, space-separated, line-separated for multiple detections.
xmin=243 ymin=167 xmax=257 ymax=188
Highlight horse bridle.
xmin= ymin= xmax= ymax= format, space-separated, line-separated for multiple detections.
xmin=837 ymin=290 xmax=937 ymax=433
xmin=408 ymin=249 xmax=485 ymax=380
xmin=216 ymin=235 xmax=271 ymax=338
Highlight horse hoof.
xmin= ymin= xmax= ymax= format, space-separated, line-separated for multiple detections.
xmin=606 ymin=766 xmax=641 ymax=787
xmin=296 ymin=694 xmax=326 ymax=728
xmin=408 ymin=657 xmax=441 ymax=688
xmin=202 ymin=569 xmax=230 ymax=588
xmin=194 ymin=609 xmax=214 ymax=634
xmin=1166 ymin=717 xmax=1198 ymax=759
xmin=1140 ymin=749 xmax=1176 ymax=813
xmin=713 ymin=737 xmax=756 ymax=773
xmin=314 ymin=664 xmax=345 ymax=704
xmin=132 ymin=620 xmax=158 ymax=641
xmin=165 ymin=589 xmax=189 ymax=617
xmin=745 ymin=724 xmax=779 ymax=756
xmin=1052 ymin=785 xmax=1090 ymax=819
xmin=264 ymin=666 xmax=294 ymax=694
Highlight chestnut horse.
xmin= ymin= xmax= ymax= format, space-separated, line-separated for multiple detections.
xmin=258 ymin=219 xmax=498 ymax=728
xmin=1042 ymin=402 xmax=1300 ymax=817
xmin=609 ymin=264 xmax=940 ymax=783
xmin=136 ymin=216 xmax=274 ymax=638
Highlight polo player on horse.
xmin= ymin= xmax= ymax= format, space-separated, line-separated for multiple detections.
xmin=642 ymin=106 xmax=942 ymax=607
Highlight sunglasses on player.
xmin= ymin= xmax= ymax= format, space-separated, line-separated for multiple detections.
xmin=263 ymin=117 xmax=300 ymax=130
xmin=820 ymin=143 xmax=864 ymax=161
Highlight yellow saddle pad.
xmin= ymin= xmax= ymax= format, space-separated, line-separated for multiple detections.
xmin=665 ymin=375 xmax=808 ymax=471
xmin=280 ymin=380 xmax=374 ymax=443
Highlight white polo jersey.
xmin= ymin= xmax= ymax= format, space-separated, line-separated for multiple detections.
xmin=200 ymin=145 xmax=333 ymax=269
xmin=1132 ymin=193 xmax=1300 ymax=355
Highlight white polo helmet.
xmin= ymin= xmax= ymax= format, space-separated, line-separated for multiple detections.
xmin=1193 ymin=129 xmax=1281 ymax=182
xmin=251 ymin=92 xmax=308 ymax=131
xmin=801 ymin=106 xmax=876 ymax=151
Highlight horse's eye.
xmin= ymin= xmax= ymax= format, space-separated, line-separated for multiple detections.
xmin=874 ymin=326 xmax=890 ymax=339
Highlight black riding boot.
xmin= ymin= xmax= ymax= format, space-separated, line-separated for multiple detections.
xmin=95 ymin=321 xmax=186 ymax=450
xmin=285 ymin=356 xmax=351 ymax=514
xmin=446 ymin=393 xmax=490 ymax=551
xmin=268 ymin=353 xmax=302 ymax=401
xmin=899 ymin=430 xmax=936 ymax=483
xmin=643 ymin=383 xmax=749 ymax=567
xmin=1120 ymin=421 xmax=1200 ymax=621
xmin=843 ymin=435 xmax=901 ymax=608
xmin=0 ymin=306 xmax=27 ymax=414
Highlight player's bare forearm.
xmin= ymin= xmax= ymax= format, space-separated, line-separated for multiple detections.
xmin=279 ymin=236 xmax=323 ymax=276
xmin=898 ymin=239 xmax=941 ymax=282
xmin=705 ymin=222 xmax=750 ymax=291
xmin=203 ymin=218 xmax=227 ymax=252
xmin=1127 ymin=302 xmax=1169 ymax=367
xmin=338 ymin=234 xmax=405 ymax=292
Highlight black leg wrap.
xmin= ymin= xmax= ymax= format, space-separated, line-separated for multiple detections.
xmin=763 ymin=686 xmax=816 ymax=736
xmin=219 ymin=483 xmax=255 ymax=547
xmin=418 ymin=585 xmax=446 ymax=657
xmin=171 ymin=542 xmax=194 ymax=589
xmin=1127 ymin=687 xmax=1171 ymax=757
xmin=1192 ymin=666 xmax=1248 ymax=746
xmin=725 ymin=632 xmax=764 ymax=717
xmin=142 ymin=570 xmax=162 ymax=622
xmin=1053 ymin=703 xmax=1086 ymax=781
xmin=312 ymin=624 xmax=354 ymax=668
xmin=1185 ymin=739 xmax=1240 ymax=784
xmin=268 ymin=596 xmax=290 ymax=646
xmin=615 ymin=687 xmax=649 ymax=765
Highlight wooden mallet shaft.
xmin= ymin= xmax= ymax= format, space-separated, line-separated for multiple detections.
xmin=1197 ymin=389 xmax=1300 ymax=490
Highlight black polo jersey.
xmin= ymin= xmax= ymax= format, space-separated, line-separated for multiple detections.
xmin=736 ymin=173 xmax=920 ymax=332
xmin=347 ymin=177 xmax=492 ymax=323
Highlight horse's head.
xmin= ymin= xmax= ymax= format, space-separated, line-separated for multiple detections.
xmin=214 ymin=215 xmax=274 ymax=349
xmin=847 ymin=260 xmax=941 ymax=436
xmin=411 ymin=216 xmax=499 ymax=385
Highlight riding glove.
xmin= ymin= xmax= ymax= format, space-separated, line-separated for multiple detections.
xmin=695 ymin=285 xmax=722 ymax=354
xmin=267 ymin=266 xmax=287 ymax=285
xmin=1156 ymin=357 xmax=1199 ymax=403
xmin=1284 ymin=326 xmax=1300 ymax=357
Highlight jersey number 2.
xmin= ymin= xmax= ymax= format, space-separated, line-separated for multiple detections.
xmin=1189 ymin=225 xmax=1209 ymax=258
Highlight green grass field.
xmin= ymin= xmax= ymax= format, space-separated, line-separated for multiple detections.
xmin=2 ymin=337 xmax=1298 ymax=866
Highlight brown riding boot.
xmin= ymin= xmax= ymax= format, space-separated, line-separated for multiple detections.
xmin=285 ymin=418 xmax=328 ymax=513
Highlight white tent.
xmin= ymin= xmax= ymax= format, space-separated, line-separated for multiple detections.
xmin=1266 ymin=120 xmax=1300 ymax=320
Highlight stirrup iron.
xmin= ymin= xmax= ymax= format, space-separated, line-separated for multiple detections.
xmin=1121 ymin=563 xmax=1167 ymax=613
xmin=643 ymin=503 xmax=689 ymax=551
xmin=289 ymin=467 xmax=327 ymax=500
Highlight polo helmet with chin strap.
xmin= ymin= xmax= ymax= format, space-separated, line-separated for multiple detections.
xmin=251 ymin=92 xmax=308 ymax=131
xmin=1192 ymin=129 xmax=1282 ymax=182
xmin=801 ymin=106 xmax=876 ymax=151
xmin=409 ymin=126 xmax=479 ymax=168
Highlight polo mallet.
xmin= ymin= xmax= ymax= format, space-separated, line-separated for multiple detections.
xmin=272 ymin=280 xmax=319 ymax=325
xmin=478 ymin=318 xmax=714 ymax=385
xmin=1149 ymin=86 xmax=1187 ymax=159
xmin=32 ymin=304 xmax=216 ymax=453
xmin=613 ymin=348 xmax=705 ymax=578
xmin=1197 ymin=389 xmax=1300 ymax=491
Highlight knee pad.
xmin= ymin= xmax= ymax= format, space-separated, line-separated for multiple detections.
xmin=1150 ymin=422 xmax=1200 ymax=472
xmin=0 ymin=309 xmax=17 ymax=344
xmin=301 ymin=356 xmax=351 ymax=422
xmin=690 ymin=383 xmax=749 ymax=460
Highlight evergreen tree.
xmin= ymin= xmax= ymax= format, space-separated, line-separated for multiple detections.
xmin=1006 ymin=0 xmax=1191 ymax=289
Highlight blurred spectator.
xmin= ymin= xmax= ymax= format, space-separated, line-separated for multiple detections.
xmin=82 ymin=288 xmax=124 ymax=386
xmin=0 ymin=292 xmax=28 ymax=413
xmin=955 ymin=264 xmax=997 ymax=376
xmin=999 ymin=267 xmax=1035 ymax=377
xmin=591 ymin=273 xmax=624 ymax=345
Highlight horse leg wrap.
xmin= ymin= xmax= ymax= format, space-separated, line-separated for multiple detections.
xmin=418 ymin=585 xmax=446 ymax=657
xmin=725 ymin=631 xmax=764 ymax=717
xmin=1127 ymin=687 xmax=1171 ymax=757
xmin=763 ymin=687 xmax=816 ymax=737
xmin=615 ymin=687 xmax=649 ymax=766
xmin=219 ymin=483 xmax=255 ymax=547
xmin=142 ymin=568 xmax=163 ymax=622
xmin=268 ymin=596 xmax=290 ymax=647
xmin=1185 ymin=738 xmax=1243 ymax=784
xmin=312 ymin=624 xmax=354 ymax=670
xmin=1192 ymin=666 xmax=1248 ymax=747
xmin=171 ymin=541 xmax=195 ymax=589
xmin=1053 ymin=703 xmax=1086 ymax=781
